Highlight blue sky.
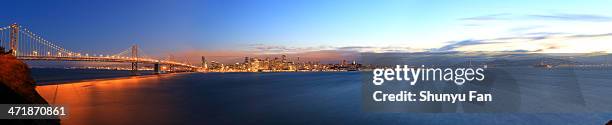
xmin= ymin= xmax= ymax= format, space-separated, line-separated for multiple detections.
xmin=2 ymin=0 xmax=612 ymax=57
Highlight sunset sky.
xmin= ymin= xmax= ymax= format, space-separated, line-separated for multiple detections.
xmin=2 ymin=0 xmax=612 ymax=63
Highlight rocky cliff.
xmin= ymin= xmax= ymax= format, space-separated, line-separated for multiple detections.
xmin=0 ymin=54 xmax=60 ymax=125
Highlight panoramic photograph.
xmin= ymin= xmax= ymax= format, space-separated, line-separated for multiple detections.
xmin=1 ymin=0 xmax=611 ymax=125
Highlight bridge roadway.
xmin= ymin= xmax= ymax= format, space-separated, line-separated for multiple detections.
xmin=0 ymin=23 xmax=200 ymax=70
xmin=17 ymin=56 xmax=198 ymax=68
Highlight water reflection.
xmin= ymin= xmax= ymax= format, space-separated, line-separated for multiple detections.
xmin=32 ymin=72 xmax=612 ymax=125
xmin=36 ymin=73 xmax=183 ymax=125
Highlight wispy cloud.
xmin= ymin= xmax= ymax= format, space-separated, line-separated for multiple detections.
xmin=523 ymin=32 xmax=567 ymax=36
xmin=508 ymin=25 xmax=546 ymax=32
xmin=433 ymin=32 xmax=612 ymax=53
xmin=431 ymin=40 xmax=503 ymax=52
xmin=460 ymin=13 xmax=512 ymax=21
xmin=461 ymin=13 xmax=612 ymax=22
xmin=568 ymin=32 xmax=612 ymax=38
xmin=527 ymin=13 xmax=612 ymax=22
xmin=452 ymin=12 xmax=612 ymax=53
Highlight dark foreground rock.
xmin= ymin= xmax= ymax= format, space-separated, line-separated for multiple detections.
xmin=0 ymin=54 xmax=60 ymax=125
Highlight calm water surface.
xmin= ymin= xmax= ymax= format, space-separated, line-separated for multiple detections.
xmin=34 ymin=70 xmax=612 ymax=125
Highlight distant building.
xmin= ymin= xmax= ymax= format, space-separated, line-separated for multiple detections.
xmin=201 ymin=56 xmax=208 ymax=69
xmin=209 ymin=61 xmax=222 ymax=70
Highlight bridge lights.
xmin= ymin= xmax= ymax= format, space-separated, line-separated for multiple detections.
xmin=161 ymin=66 xmax=167 ymax=70
xmin=47 ymin=52 xmax=51 ymax=56
xmin=33 ymin=51 xmax=38 ymax=56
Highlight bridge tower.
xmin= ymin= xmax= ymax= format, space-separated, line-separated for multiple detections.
xmin=9 ymin=23 xmax=19 ymax=56
xmin=131 ymin=44 xmax=139 ymax=74
xmin=153 ymin=60 xmax=160 ymax=74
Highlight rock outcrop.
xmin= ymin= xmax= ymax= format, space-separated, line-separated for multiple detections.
xmin=0 ymin=52 xmax=60 ymax=125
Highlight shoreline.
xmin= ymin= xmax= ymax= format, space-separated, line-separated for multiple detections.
xmin=35 ymin=72 xmax=196 ymax=86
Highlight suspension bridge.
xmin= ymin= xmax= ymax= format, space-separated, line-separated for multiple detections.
xmin=0 ymin=23 xmax=199 ymax=73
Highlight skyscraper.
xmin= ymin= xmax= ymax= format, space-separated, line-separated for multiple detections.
xmin=201 ymin=56 xmax=208 ymax=69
